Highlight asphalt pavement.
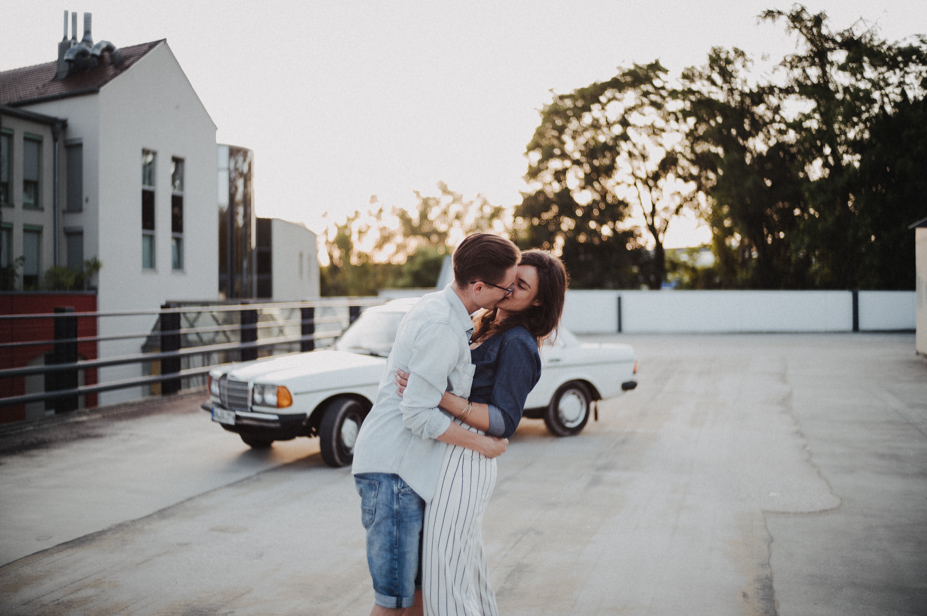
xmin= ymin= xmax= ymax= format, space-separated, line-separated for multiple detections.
xmin=0 ymin=332 xmax=925 ymax=615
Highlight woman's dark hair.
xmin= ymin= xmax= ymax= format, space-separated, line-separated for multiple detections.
xmin=452 ymin=233 xmax=520 ymax=288
xmin=471 ymin=250 xmax=568 ymax=346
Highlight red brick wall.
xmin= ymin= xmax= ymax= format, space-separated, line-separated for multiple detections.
xmin=0 ymin=293 xmax=98 ymax=423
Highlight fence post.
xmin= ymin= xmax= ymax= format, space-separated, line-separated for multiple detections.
xmin=241 ymin=306 xmax=258 ymax=361
xmin=301 ymin=306 xmax=315 ymax=352
xmin=47 ymin=306 xmax=79 ymax=414
xmin=161 ymin=304 xmax=181 ymax=395
xmin=617 ymin=295 xmax=623 ymax=333
xmin=852 ymin=290 xmax=860 ymax=332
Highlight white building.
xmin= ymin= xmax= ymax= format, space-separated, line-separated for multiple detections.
xmin=257 ymin=218 xmax=320 ymax=301
xmin=2 ymin=13 xmax=218 ymax=404
xmin=1 ymin=12 xmax=320 ymax=409
xmin=0 ymin=106 xmax=67 ymax=288
xmin=218 ymin=144 xmax=320 ymax=302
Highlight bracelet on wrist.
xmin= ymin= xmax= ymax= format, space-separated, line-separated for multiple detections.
xmin=459 ymin=400 xmax=473 ymax=421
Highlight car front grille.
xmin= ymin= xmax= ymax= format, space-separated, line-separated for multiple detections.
xmin=220 ymin=376 xmax=250 ymax=411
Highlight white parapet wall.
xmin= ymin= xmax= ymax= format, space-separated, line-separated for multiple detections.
xmin=562 ymin=290 xmax=916 ymax=334
xmin=858 ymin=291 xmax=918 ymax=332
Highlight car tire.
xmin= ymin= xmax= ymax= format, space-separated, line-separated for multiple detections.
xmin=544 ymin=381 xmax=591 ymax=436
xmin=240 ymin=434 xmax=274 ymax=449
xmin=319 ymin=398 xmax=365 ymax=468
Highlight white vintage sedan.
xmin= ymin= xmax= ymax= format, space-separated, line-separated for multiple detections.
xmin=203 ymin=298 xmax=638 ymax=467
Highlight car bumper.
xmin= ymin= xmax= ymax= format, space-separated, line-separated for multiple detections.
xmin=202 ymin=402 xmax=306 ymax=438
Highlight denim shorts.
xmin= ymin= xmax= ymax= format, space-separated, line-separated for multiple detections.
xmin=354 ymin=473 xmax=425 ymax=609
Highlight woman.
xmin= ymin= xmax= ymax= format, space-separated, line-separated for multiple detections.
xmin=399 ymin=250 xmax=568 ymax=615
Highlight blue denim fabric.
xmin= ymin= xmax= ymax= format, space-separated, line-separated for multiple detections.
xmin=352 ymin=285 xmax=474 ymax=504
xmin=355 ymin=473 xmax=425 ymax=609
xmin=470 ymin=325 xmax=542 ymax=439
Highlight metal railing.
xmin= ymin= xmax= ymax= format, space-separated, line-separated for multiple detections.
xmin=0 ymin=297 xmax=384 ymax=414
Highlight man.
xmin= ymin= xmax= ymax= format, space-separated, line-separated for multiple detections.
xmin=352 ymin=233 xmax=520 ymax=616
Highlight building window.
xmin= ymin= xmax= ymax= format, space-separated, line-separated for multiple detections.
xmin=1 ymin=223 xmax=12 ymax=268
xmin=171 ymin=158 xmax=184 ymax=270
xmin=142 ymin=150 xmax=156 ymax=270
xmin=66 ymin=142 xmax=83 ymax=212
xmin=23 ymin=225 xmax=41 ymax=289
xmin=0 ymin=131 xmax=11 ymax=207
xmin=65 ymin=229 xmax=84 ymax=272
xmin=23 ymin=136 xmax=41 ymax=209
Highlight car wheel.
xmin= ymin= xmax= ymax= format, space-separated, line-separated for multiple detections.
xmin=319 ymin=398 xmax=365 ymax=468
xmin=544 ymin=381 xmax=591 ymax=436
xmin=240 ymin=434 xmax=274 ymax=449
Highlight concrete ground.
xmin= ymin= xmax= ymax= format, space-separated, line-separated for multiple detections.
xmin=0 ymin=332 xmax=925 ymax=615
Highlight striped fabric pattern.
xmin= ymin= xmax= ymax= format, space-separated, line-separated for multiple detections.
xmin=423 ymin=423 xmax=498 ymax=615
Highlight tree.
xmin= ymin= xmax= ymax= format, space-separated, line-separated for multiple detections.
xmin=681 ymin=48 xmax=808 ymax=289
xmin=761 ymin=6 xmax=927 ymax=288
xmin=516 ymin=61 xmax=698 ymax=289
xmin=852 ymin=96 xmax=927 ymax=289
xmin=683 ymin=6 xmax=927 ymax=290
xmin=321 ymin=209 xmax=395 ymax=296
xmin=384 ymin=182 xmax=507 ymax=264
xmin=320 ymin=183 xmax=509 ymax=296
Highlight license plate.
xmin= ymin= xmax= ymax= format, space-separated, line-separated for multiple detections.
xmin=212 ymin=407 xmax=236 ymax=425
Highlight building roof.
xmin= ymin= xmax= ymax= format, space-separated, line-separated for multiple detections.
xmin=0 ymin=104 xmax=67 ymax=127
xmin=910 ymin=216 xmax=927 ymax=229
xmin=0 ymin=40 xmax=163 ymax=107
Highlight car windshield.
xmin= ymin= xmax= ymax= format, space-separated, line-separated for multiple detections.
xmin=334 ymin=309 xmax=405 ymax=357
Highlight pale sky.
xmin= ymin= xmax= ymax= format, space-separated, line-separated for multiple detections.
xmin=3 ymin=1 xmax=925 ymax=248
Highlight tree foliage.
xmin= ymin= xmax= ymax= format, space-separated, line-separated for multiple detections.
xmin=680 ymin=5 xmax=927 ymax=289
xmin=321 ymin=183 xmax=507 ymax=296
xmin=762 ymin=6 xmax=927 ymax=289
xmin=515 ymin=61 xmax=698 ymax=289
xmin=681 ymin=48 xmax=808 ymax=288
xmin=320 ymin=5 xmax=927 ymax=295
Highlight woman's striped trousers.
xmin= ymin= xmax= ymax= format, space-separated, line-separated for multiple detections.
xmin=422 ymin=429 xmax=498 ymax=616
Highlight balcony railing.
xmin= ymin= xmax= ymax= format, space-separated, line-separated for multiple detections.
xmin=0 ymin=298 xmax=384 ymax=417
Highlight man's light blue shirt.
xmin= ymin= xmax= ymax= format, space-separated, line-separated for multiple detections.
xmin=352 ymin=285 xmax=475 ymax=502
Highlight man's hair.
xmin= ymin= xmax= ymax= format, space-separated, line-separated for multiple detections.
xmin=452 ymin=233 xmax=520 ymax=287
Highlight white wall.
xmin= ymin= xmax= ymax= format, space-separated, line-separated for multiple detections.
xmin=562 ymin=290 xmax=916 ymax=334
xmin=26 ymin=85 xmax=101 ymax=283
xmin=916 ymin=228 xmax=927 ymax=355
xmin=27 ymin=41 xmax=219 ymax=405
xmin=96 ymin=41 xmax=218 ymax=312
xmin=270 ymin=218 xmax=320 ymax=300
xmin=858 ymin=291 xmax=917 ymax=331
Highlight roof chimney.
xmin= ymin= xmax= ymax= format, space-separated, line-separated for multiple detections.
xmin=54 ymin=11 xmax=122 ymax=80
xmin=55 ymin=11 xmax=74 ymax=80
xmin=82 ymin=13 xmax=93 ymax=46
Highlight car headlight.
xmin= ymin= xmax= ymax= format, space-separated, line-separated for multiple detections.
xmin=252 ymin=384 xmax=293 ymax=409
xmin=208 ymin=375 xmax=221 ymax=397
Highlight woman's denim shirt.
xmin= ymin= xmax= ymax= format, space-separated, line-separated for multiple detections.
xmin=470 ymin=325 xmax=542 ymax=439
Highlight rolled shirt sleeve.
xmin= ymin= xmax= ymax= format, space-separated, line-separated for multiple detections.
xmin=398 ymin=320 xmax=461 ymax=440
xmin=486 ymin=404 xmax=507 ymax=437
